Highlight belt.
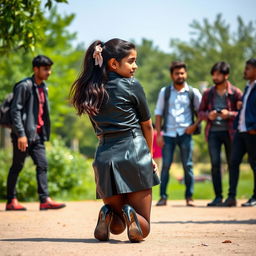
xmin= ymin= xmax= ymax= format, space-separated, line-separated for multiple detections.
xmin=98 ymin=128 xmax=143 ymax=143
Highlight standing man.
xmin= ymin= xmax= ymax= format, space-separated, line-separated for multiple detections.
xmin=6 ymin=55 xmax=66 ymax=211
xmin=198 ymin=62 xmax=242 ymax=206
xmin=222 ymin=58 xmax=256 ymax=207
xmin=155 ymin=61 xmax=202 ymax=206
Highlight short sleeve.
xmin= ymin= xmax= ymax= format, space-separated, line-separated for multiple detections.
xmin=130 ymin=79 xmax=151 ymax=122
xmin=154 ymin=87 xmax=166 ymax=116
xmin=192 ymin=87 xmax=202 ymax=111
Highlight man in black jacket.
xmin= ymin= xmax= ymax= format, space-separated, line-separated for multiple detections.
xmin=6 ymin=55 xmax=66 ymax=211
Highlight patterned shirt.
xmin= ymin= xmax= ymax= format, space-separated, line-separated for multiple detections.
xmin=155 ymin=83 xmax=201 ymax=137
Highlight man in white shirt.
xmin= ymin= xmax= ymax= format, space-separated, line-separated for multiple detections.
xmin=154 ymin=61 xmax=202 ymax=206
xmin=222 ymin=58 xmax=256 ymax=207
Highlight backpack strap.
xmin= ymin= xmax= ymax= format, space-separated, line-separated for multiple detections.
xmin=13 ymin=77 xmax=34 ymax=102
xmin=188 ymin=85 xmax=202 ymax=135
xmin=188 ymin=86 xmax=195 ymax=121
xmin=15 ymin=77 xmax=33 ymax=90
xmin=162 ymin=85 xmax=171 ymax=132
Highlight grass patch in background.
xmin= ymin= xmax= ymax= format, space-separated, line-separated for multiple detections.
xmin=152 ymin=162 xmax=253 ymax=201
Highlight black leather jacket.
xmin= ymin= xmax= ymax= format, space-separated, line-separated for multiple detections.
xmin=10 ymin=76 xmax=50 ymax=142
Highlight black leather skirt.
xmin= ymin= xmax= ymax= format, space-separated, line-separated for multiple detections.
xmin=93 ymin=129 xmax=160 ymax=199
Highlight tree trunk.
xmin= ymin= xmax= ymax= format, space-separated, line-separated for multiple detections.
xmin=0 ymin=127 xmax=11 ymax=148
xmin=70 ymin=138 xmax=79 ymax=152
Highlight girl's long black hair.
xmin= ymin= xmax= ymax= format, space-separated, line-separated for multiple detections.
xmin=70 ymin=38 xmax=136 ymax=116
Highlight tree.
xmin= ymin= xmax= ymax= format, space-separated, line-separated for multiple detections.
xmin=170 ymin=14 xmax=256 ymax=90
xmin=1 ymin=12 xmax=256 ymax=158
xmin=135 ymin=39 xmax=171 ymax=115
xmin=166 ymin=14 xmax=256 ymax=162
xmin=0 ymin=6 xmax=97 ymax=155
xmin=0 ymin=0 xmax=68 ymax=54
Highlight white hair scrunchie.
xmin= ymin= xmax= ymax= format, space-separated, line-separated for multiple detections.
xmin=93 ymin=45 xmax=103 ymax=67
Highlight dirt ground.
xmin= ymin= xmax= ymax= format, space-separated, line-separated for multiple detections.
xmin=0 ymin=200 xmax=256 ymax=256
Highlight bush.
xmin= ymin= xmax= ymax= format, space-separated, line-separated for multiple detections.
xmin=0 ymin=139 xmax=95 ymax=202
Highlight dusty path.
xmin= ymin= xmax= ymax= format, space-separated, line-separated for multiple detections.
xmin=0 ymin=200 xmax=256 ymax=256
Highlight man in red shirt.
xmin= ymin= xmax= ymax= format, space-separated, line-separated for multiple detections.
xmin=6 ymin=55 xmax=66 ymax=211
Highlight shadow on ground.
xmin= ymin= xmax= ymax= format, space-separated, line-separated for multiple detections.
xmin=0 ymin=238 xmax=130 ymax=244
xmin=152 ymin=219 xmax=256 ymax=224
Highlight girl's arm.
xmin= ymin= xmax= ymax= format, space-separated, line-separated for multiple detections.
xmin=140 ymin=119 xmax=153 ymax=154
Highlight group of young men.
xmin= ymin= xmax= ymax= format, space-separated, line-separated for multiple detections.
xmin=155 ymin=59 xmax=256 ymax=207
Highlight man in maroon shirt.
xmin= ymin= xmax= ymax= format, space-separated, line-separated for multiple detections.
xmin=199 ymin=62 xmax=242 ymax=206
xmin=6 ymin=55 xmax=66 ymax=211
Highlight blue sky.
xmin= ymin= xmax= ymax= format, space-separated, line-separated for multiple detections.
xmin=57 ymin=0 xmax=256 ymax=53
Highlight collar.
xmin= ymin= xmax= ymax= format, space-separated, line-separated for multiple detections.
xmin=213 ymin=81 xmax=234 ymax=95
xmin=171 ymin=82 xmax=189 ymax=93
xmin=32 ymin=75 xmax=45 ymax=88
xmin=248 ymin=80 xmax=256 ymax=88
xmin=108 ymin=72 xmax=123 ymax=80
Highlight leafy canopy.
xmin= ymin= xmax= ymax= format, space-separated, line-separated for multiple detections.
xmin=0 ymin=0 xmax=68 ymax=54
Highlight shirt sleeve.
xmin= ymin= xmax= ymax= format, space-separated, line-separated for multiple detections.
xmin=10 ymin=82 xmax=29 ymax=137
xmin=192 ymin=87 xmax=202 ymax=111
xmin=154 ymin=87 xmax=166 ymax=116
xmin=130 ymin=79 xmax=151 ymax=122
xmin=198 ymin=89 xmax=211 ymax=121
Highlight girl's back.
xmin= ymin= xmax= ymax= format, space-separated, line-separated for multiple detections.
xmin=90 ymin=72 xmax=150 ymax=136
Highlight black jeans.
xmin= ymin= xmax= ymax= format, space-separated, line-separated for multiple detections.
xmin=208 ymin=131 xmax=231 ymax=198
xmin=7 ymin=133 xmax=49 ymax=203
xmin=228 ymin=132 xmax=256 ymax=199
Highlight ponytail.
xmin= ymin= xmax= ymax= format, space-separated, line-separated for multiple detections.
xmin=70 ymin=38 xmax=136 ymax=116
xmin=70 ymin=40 xmax=108 ymax=116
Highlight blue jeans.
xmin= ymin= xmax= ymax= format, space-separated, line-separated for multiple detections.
xmin=208 ymin=131 xmax=231 ymax=199
xmin=160 ymin=133 xmax=194 ymax=199
xmin=228 ymin=132 xmax=256 ymax=199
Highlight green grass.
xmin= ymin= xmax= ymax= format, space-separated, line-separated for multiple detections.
xmin=152 ymin=162 xmax=254 ymax=201
xmin=1 ymin=155 xmax=253 ymax=202
xmin=74 ymin=160 xmax=254 ymax=201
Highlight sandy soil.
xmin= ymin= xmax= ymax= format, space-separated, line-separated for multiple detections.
xmin=0 ymin=200 xmax=256 ymax=256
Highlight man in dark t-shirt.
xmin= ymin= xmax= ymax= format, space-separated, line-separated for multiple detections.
xmin=199 ymin=62 xmax=242 ymax=206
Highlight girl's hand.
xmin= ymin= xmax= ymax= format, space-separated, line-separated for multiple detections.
xmin=152 ymin=159 xmax=158 ymax=173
